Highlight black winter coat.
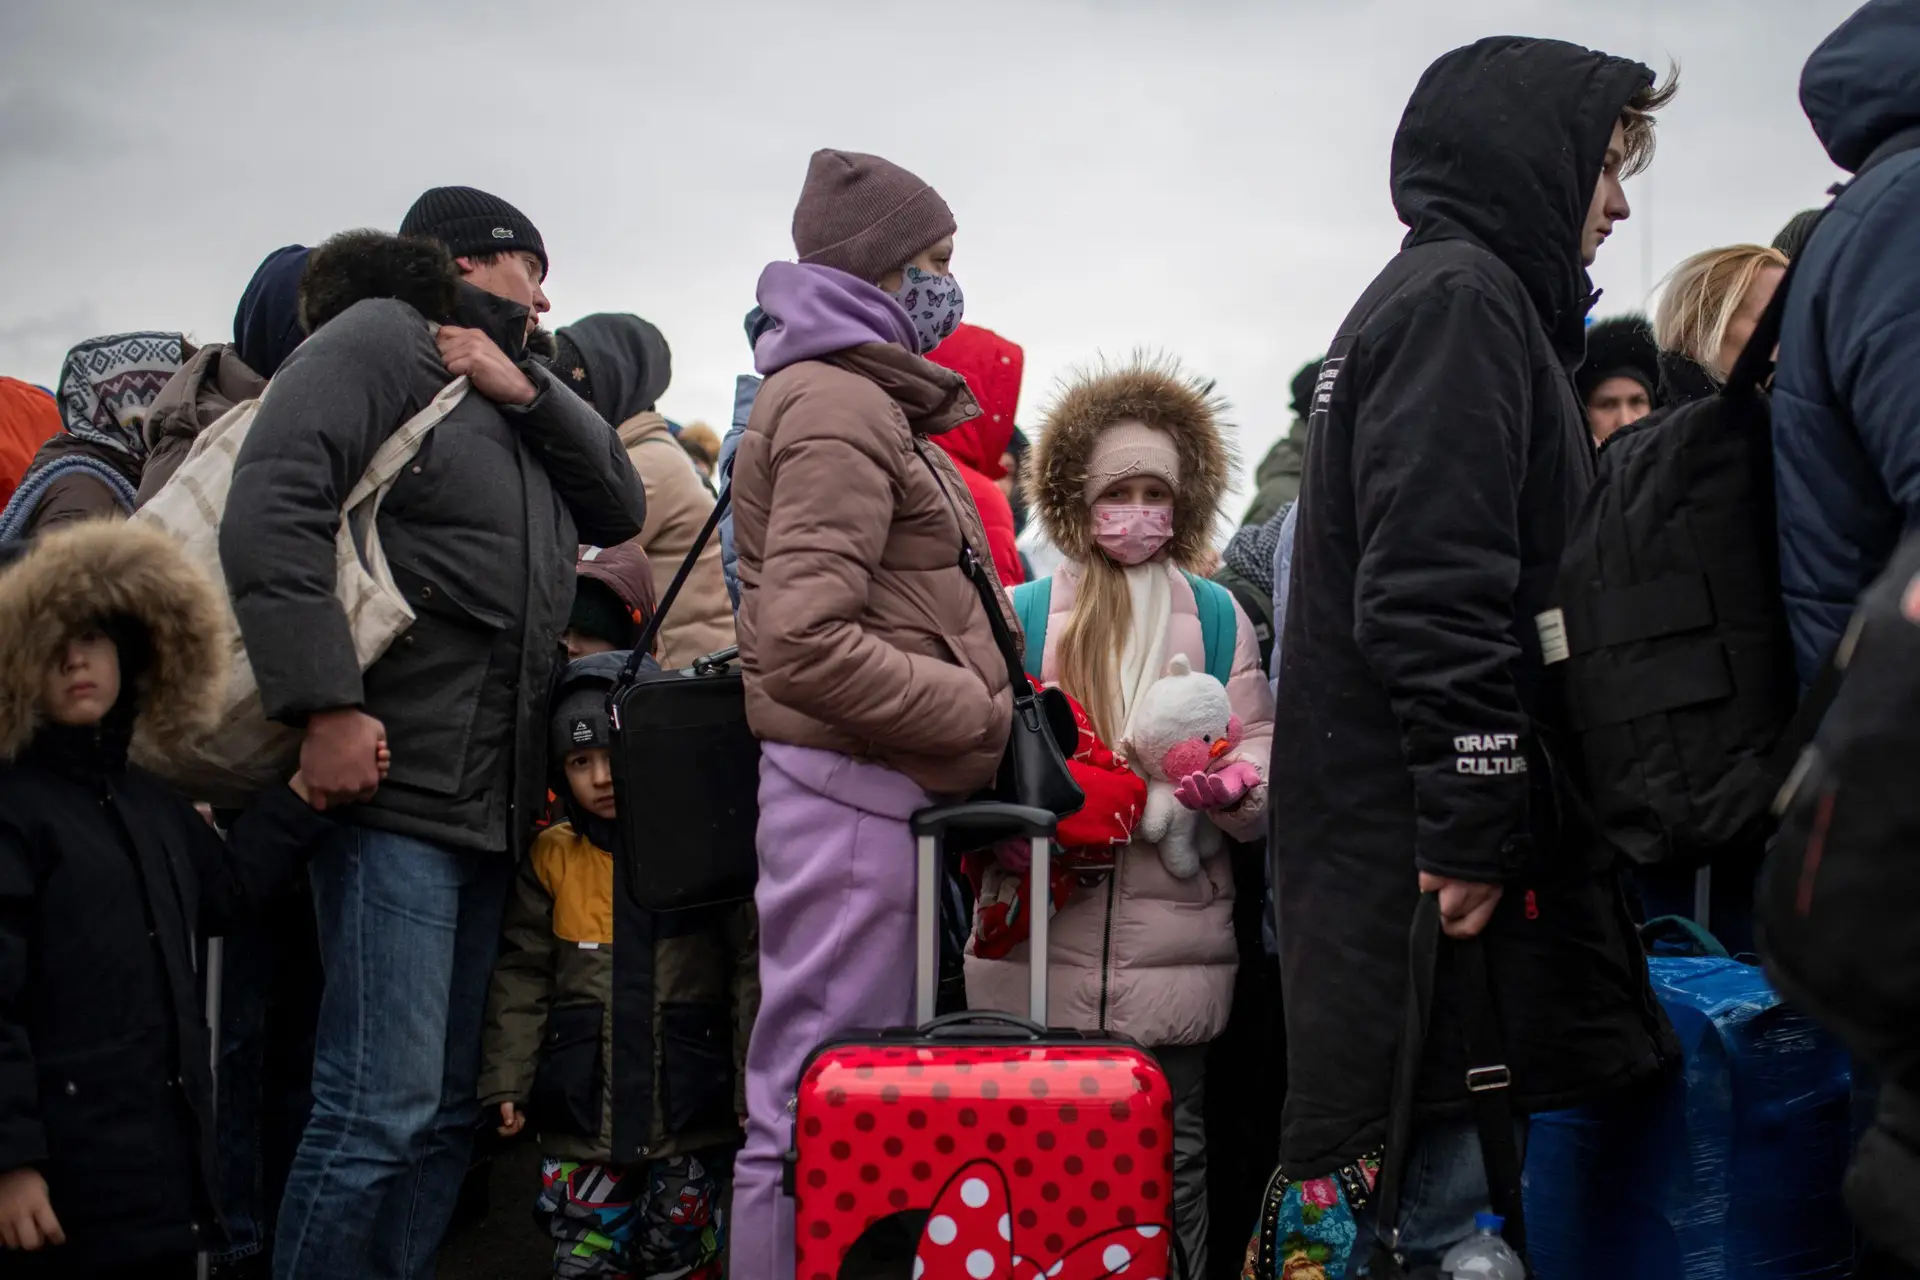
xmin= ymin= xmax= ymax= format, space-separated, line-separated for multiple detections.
xmin=0 ymin=729 xmax=328 ymax=1271
xmin=221 ymin=233 xmax=648 ymax=855
xmin=1270 ymin=37 xmax=1676 ymax=1175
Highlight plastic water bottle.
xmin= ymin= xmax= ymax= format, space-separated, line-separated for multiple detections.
xmin=1439 ymin=1213 xmax=1525 ymax=1279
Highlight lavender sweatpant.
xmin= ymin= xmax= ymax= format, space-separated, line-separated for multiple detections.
xmin=729 ymin=742 xmax=930 ymax=1280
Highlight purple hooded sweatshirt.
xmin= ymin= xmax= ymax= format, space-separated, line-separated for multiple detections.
xmin=752 ymin=261 xmax=916 ymax=375
xmin=730 ymin=260 xmax=937 ymax=1280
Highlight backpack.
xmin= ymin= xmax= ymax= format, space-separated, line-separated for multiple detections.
xmin=1758 ymin=531 xmax=1920 ymax=1082
xmin=1542 ymin=135 xmax=1920 ymax=870
xmin=1536 ymin=310 xmax=1798 ymax=867
xmin=1011 ymin=569 xmax=1238 ymax=687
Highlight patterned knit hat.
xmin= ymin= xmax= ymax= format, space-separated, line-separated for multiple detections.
xmin=56 ymin=332 xmax=186 ymax=462
xmin=400 ymin=186 xmax=548 ymax=279
xmin=792 ymin=149 xmax=955 ymax=285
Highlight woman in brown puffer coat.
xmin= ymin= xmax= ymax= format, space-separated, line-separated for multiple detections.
xmin=726 ymin=148 xmax=1015 ymax=1280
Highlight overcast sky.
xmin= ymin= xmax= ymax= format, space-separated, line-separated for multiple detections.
xmin=0 ymin=0 xmax=1860 ymax=496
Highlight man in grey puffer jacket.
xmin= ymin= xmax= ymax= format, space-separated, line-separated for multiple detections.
xmin=220 ymin=187 xmax=646 ymax=1280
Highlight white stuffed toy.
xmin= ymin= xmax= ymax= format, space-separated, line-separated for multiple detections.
xmin=1124 ymin=653 xmax=1252 ymax=879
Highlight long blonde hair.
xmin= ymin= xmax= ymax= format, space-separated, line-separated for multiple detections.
xmin=1654 ymin=244 xmax=1788 ymax=380
xmin=1056 ymin=553 xmax=1135 ymax=746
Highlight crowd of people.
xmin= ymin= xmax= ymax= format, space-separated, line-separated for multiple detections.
xmin=1 ymin=1 xmax=1918 ymax=1278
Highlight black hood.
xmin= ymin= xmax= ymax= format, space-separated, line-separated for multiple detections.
xmin=297 ymin=229 xmax=532 ymax=361
xmin=557 ymin=313 xmax=673 ymax=427
xmin=1392 ymin=37 xmax=1652 ymax=361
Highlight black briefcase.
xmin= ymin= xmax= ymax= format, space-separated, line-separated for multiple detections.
xmin=609 ymin=491 xmax=759 ymax=911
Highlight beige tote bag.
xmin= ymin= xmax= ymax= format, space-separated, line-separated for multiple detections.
xmin=131 ymin=376 xmax=469 ymax=804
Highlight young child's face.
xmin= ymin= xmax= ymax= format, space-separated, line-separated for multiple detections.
xmin=40 ymin=626 xmax=121 ymax=727
xmin=565 ymin=746 xmax=617 ymax=821
xmin=564 ymin=629 xmax=619 ymax=661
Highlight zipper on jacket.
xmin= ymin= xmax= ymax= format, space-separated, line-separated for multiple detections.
xmin=1096 ymin=867 xmax=1119 ymax=1031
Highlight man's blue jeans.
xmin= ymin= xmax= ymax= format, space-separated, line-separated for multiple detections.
xmin=1346 ymin=1116 xmax=1529 ymax=1274
xmin=272 ymin=824 xmax=512 ymax=1280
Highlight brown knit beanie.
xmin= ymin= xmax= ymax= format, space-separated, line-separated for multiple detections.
xmin=791 ymin=149 xmax=956 ymax=285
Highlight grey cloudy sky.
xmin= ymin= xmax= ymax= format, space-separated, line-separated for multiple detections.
xmin=0 ymin=0 xmax=1859 ymax=489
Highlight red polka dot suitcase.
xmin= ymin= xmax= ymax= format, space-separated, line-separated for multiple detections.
xmin=785 ymin=803 xmax=1177 ymax=1280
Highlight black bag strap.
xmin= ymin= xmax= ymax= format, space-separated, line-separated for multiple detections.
xmin=910 ymin=441 xmax=1028 ymax=691
xmin=1457 ymin=934 xmax=1527 ymax=1254
xmin=616 ymin=486 xmax=730 ymax=690
xmin=1373 ymin=895 xmax=1527 ymax=1262
xmin=1723 ymin=123 xmax=1920 ymax=401
xmin=1371 ymin=895 xmax=1438 ymax=1253
xmin=1722 ymin=252 xmax=1800 ymax=398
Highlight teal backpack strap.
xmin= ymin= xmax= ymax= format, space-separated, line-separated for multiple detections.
xmin=1184 ymin=571 xmax=1238 ymax=685
xmin=1011 ymin=577 xmax=1053 ymax=682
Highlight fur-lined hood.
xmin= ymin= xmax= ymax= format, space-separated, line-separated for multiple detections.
xmin=298 ymin=230 xmax=460 ymax=335
xmin=0 ymin=520 xmax=226 ymax=763
xmin=1026 ymin=356 xmax=1237 ymax=569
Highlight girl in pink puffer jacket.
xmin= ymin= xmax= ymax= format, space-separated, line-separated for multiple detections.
xmin=965 ymin=358 xmax=1273 ymax=1276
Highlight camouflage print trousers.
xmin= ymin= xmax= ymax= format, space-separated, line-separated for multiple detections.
xmin=535 ymin=1154 xmax=726 ymax=1280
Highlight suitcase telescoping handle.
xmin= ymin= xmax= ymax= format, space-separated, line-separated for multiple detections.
xmin=911 ymin=803 xmax=1057 ymax=1027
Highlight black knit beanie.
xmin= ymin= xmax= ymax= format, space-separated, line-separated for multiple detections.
xmin=400 ymin=186 xmax=548 ymax=279
xmin=1290 ymin=358 xmax=1324 ymax=418
xmin=550 ymin=678 xmax=614 ymax=762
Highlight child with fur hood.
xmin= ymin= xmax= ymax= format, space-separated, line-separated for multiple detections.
xmin=0 ymin=522 xmax=346 ymax=1277
xmin=965 ymin=358 xmax=1274 ymax=1277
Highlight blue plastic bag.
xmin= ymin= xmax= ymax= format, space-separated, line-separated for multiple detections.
xmin=1523 ymin=956 xmax=1854 ymax=1279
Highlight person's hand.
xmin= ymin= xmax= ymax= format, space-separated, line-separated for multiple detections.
xmin=0 ymin=1167 xmax=64 ymax=1251
xmin=1173 ymin=763 xmax=1261 ymax=811
xmin=299 ymin=709 xmax=387 ymax=811
xmin=437 ymin=326 xmax=536 ymax=406
xmin=497 ymin=1102 xmax=526 ymax=1138
xmin=1419 ymin=873 xmax=1504 ymax=940
xmin=291 ymin=739 xmax=383 ymax=808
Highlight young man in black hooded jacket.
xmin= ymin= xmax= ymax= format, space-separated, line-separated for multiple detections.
xmin=1270 ymin=38 xmax=1680 ymax=1268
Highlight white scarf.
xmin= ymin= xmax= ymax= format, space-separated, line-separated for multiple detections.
xmin=1114 ymin=563 xmax=1173 ymax=745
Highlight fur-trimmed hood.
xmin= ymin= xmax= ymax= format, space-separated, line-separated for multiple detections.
xmin=298 ymin=230 xmax=459 ymax=334
xmin=1026 ymin=356 xmax=1236 ymax=569
xmin=0 ymin=520 xmax=226 ymax=763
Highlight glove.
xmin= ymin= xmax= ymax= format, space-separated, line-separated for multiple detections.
xmin=1173 ymin=762 xmax=1262 ymax=812
xmin=994 ymin=838 xmax=1032 ymax=875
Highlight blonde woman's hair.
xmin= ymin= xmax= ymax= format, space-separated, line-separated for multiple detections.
xmin=1057 ymin=553 xmax=1133 ymax=745
xmin=1653 ymin=244 xmax=1788 ymax=380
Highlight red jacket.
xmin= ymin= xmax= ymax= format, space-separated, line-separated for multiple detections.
xmin=927 ymin=323 xmax=1024 ymax=586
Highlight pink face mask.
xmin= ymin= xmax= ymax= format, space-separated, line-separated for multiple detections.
xmin=1091 ymin=502 xmax=1175 ymax=566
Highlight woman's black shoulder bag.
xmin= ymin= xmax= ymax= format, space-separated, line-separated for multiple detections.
xmin=911 ymin=442 xmax=1084 ymax=835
